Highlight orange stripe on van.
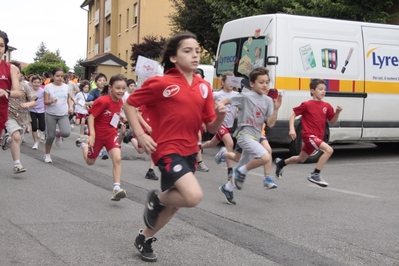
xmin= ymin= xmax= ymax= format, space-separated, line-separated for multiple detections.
xmin=275 ymin=77 xmax=398 ymax=94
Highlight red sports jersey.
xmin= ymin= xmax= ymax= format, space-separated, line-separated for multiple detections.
xmin=89 ymin=94 xmax=123 ymax=140
xmin=0 ymin=60 xmax=11 ymax=130
xmin=126 ymin=68 xmax=216 ymax=164
xmin=293 ymin=100 xmax=335 ymax=139
xmin=138 ymin=105 xmax=151 ymax=133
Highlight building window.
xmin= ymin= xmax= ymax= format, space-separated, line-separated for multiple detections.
xmin=118 ymin=14 xmax=122 ymax=35
xmin=95 ymin=25 xmax=99 ymax=43
xmin=134 ymin=3 xmax=138 ymax=25
xmin=126 ymin=8 xmax=129 ymax=29
xmin=106 ymin=20 xmax=111 ymax=37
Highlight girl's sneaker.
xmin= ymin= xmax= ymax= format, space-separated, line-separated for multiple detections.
xmin=55 ymin=130 xmax=63 ymax=147
xmin=43 ymin=154 xmax=52 ymax=163
xmin=32 ymin=142 xmax=39 ymax=150
xmin=39 ymin=131 xmax=46 ymax=143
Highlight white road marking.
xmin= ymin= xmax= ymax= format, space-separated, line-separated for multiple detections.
xmin=221 ymin=167 xmax=379 ymax=199
xmin=330 ymin=161 xmax=398 ymax=166
xmin=308 ymin=185 xmax=379 ymax=198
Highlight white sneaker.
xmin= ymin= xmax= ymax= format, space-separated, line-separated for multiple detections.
xmin=13 ymin=163 xmax=26 ymax=174
xmin=111 ymin=187 xmax=126 ymax=201
xmin=32 ymin=142 xmax=39 ymax=150
xmin=55 ymin=130 xmax=63 ymax=147
xmin=44 ymin=154 xmax=52 ymax=163
xmin=39 ymin=131 xmax=46 ymax=143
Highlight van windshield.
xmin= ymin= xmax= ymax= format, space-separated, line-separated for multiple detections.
xmin=216 ymin=36 xmax=267 ymax=78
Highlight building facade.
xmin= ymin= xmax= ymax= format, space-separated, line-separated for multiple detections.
xmin=80 ymin=0 xmax=174 ymax=79
xmin=3 ymin=45 xmax=16 ymax=62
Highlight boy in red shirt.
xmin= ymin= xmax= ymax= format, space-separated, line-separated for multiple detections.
xmin=274 ymin=79 xmax=342 ymax=187
xmin=78 ymin=74 xmax=127 ymax=201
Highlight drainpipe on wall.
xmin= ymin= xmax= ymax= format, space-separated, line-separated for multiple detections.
xmin=81 ymin=5 xmax=89 ymax=78
xmin=137 ymin=0 xmax=141 ymax=44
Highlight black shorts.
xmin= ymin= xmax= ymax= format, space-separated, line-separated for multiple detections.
xmin=157 ymin=153 xmax=197 ymax=192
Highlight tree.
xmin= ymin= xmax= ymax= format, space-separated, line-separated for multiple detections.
xmin=169 ymin=0 xmax=220 ymax=57
xmin=73 ymin=57 xmax=85 ymax=78
xmin=275 ymin=0 xmax=398 ymax=23
xmin=34 ymin=42 xmax=49 ymax=62
xmin=22 ymin=62 xmax=68 ymax=76
xmin=205 ymin=0 xmax=399 ymax=25
xmin=40 ymin=52 xmax=63 ymax=64
xmin=169 ymin=0 xmax=399 ymax=58
xmin=130 ymin=35 xmax=167 ymax=68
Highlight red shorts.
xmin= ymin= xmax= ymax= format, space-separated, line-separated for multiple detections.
xmin=301 ymin=135 xmax=323 ymax=155
xmin=75 ymin=113 xmax=87 ymax=120
xmin=215 ymin=125 xmax=231 ymax=142
xmin=87 ymin=135 xmax=120 ymax=159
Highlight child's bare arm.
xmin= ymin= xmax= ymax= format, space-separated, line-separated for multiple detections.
xmin=288 ymin=112 xmax=297 ymax=140
xmin=206 ymin=101 xmax=226 ymax=133
xmin=329 ymin=105 xmax=343 ymax=125
xmin=87 ymin=114 xmax=96 ymax=147
xmin=265 ymin=94 xmax=282 ymax=127
xmin=137 ymin=110 xmax=152 ymax=133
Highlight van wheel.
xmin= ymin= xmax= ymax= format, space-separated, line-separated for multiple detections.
xmin=288 ymin=122 xmax=329 ymax=164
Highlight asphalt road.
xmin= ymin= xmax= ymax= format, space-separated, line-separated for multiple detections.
xmin=1 ymin=127 xmax=398 ymax=266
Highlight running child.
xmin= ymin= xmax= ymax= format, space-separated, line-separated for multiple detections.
xmin=43 ymin=67 xmax=74 ymax=163
xmin=74 ymin=79 xmax=90 ymax=143
xmin=124 ymin=31 xmax=225 ymax=262
xmin=2 ymin=61 xmax=37 ymax=173
xmin=202 ymin=71 xmax=238 ymax=180
xmin=77 ymin=74 xmax=127 ymax=201
xmin=274 ymin=78 xmax=342 ymax=187
xmin=217 ymin=67 xmax=281 ymax=205
xmin=29 ymin=75 xmax=46 ymax=150
xmin=0 ymin=30 xmax=21 ymax=134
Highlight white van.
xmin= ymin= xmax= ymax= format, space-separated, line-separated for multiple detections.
xmin=150 ymin=64 xmax=214 ymax=89
xmin=197 ymin=64 xmax=215 ymax=89
xmin=215 ymin=13 xmax=399 ymax=162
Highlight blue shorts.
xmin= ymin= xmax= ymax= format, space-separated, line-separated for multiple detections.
xmin=157 ymin=153 xmax=197 ymax=191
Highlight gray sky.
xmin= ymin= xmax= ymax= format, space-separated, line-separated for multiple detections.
xmin=0 ymin=0 xmax=88 ymax=68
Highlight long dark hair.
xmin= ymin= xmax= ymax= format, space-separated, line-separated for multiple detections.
xmin=161 ymin=31 xmax=197 ymax=73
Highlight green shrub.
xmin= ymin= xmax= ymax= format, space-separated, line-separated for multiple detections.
xmin=23 ymin=62 xmax=68 ymax=76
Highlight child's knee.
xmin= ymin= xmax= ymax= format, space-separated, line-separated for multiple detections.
xmin=61 ymin=132 xmax=70 ymax=138
xmin=185 ymin=190 xmax=203 ymax=207
xmin=325 ymin=146 xmax=334 ymax=156
xmin=12 ymin=131 xmax=21 ymax=142
xmin=261 ymin=153 xmax=271 ymax=164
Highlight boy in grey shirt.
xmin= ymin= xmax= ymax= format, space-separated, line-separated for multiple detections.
xmin=216 ymin=67 xmax=282 ymax=204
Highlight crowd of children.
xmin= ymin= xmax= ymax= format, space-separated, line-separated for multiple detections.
xmin=1 ymin=29 xmax=343 ymax=263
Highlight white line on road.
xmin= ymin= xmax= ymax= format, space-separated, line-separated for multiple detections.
xmin=221 ymin=167 xmax=380 ymax=199
xmin=330 ymin=161 xmax=398 ymax=166
xmin=308 ymin=185 xmax=379 ymax=198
